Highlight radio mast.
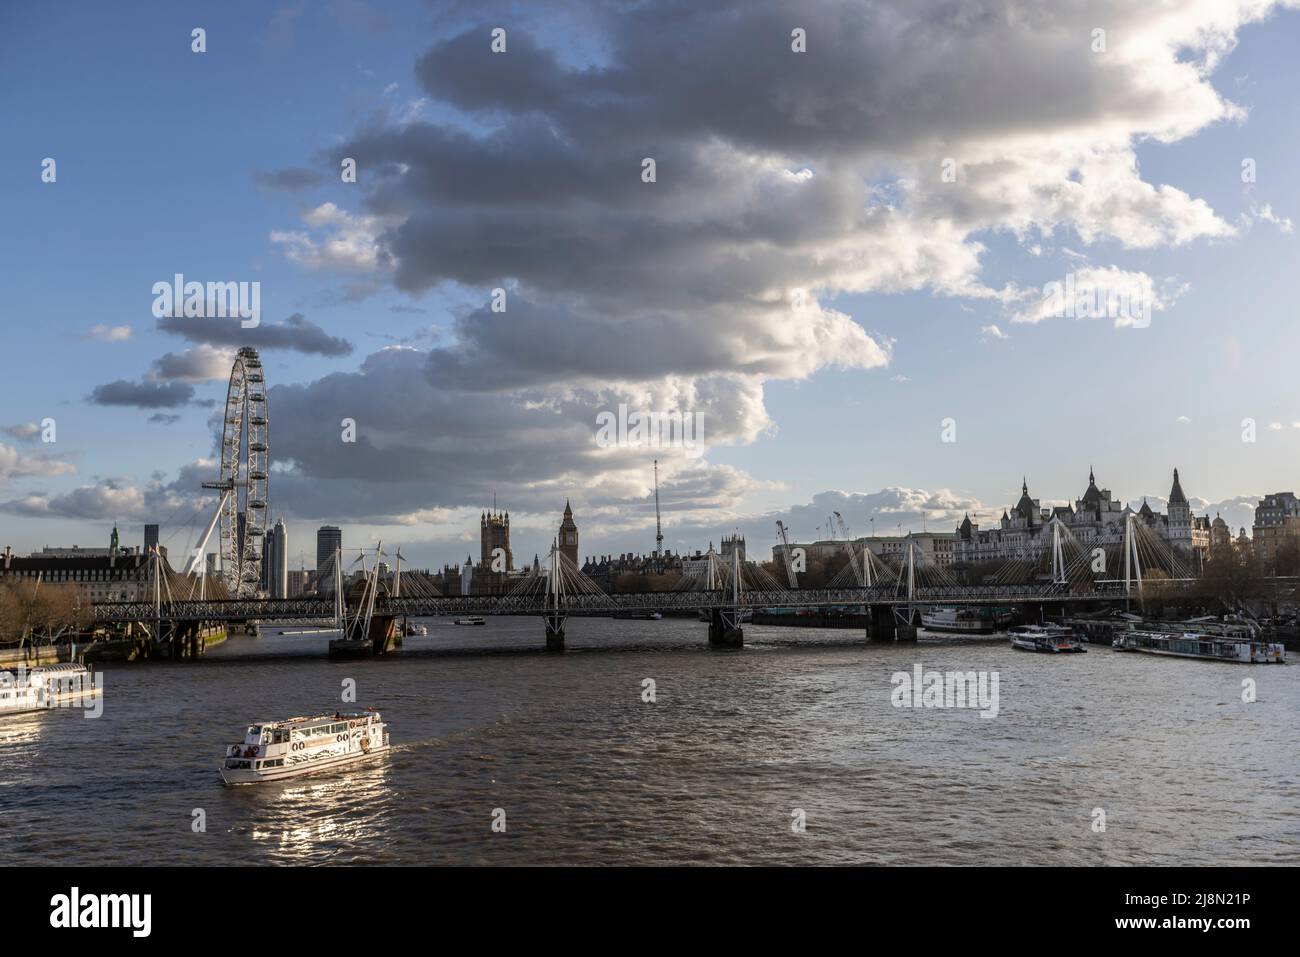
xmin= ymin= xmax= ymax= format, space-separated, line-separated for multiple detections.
xmin=653 ymin=459 xmax=664 ymax=557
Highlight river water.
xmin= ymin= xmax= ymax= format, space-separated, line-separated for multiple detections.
xmin=2 ymin=618 xmax=1296 ymax=865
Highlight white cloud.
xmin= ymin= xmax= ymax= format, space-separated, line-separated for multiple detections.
xmin=0 ymin=443 xmax=76 ymax=482
xmin=147 ymin=345 xmax=234 ymax=383
xmin=271 ymin=202 xmax=389 ymax=273
xmin=84 ymin=324 xmax=133 ymax=343
xmin=1012 ymin=266 xmax=1185 ymax=327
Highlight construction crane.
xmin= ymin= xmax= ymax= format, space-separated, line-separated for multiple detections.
xmin=775 ymin=520 xmax=799 ymax=589
xmin=833 ymin=511 xmax=863 ymax=585
xmin=653 ymin=459 xmax=664 ymax=557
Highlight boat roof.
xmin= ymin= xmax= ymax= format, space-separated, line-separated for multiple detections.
xmin=250 ymin=711 xmax=378 ymax=728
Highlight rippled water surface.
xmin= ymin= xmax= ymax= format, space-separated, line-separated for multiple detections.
xmin=3 ymin=618 xmax=1297 ymax=865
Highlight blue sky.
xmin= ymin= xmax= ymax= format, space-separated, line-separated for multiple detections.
xmin=2 ymin=1 xmax=1298 ymax=569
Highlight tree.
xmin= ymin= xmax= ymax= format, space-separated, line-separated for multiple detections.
xmin=0 ymin=580 xmax=94 ymax=647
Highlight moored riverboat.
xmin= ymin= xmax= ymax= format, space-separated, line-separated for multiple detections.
xmin=922 ymin=606 xmax=1014 ymax=634
xmin=1113 ymin=630 xmax=1284 ymax=663
xmin=0 ymin=663 xmax=99 ymax=717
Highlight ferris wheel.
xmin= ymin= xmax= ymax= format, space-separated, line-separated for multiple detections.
xmin=200 ymin=347 xmax=269 ymax=597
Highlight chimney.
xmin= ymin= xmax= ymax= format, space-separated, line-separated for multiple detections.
xmin=3 ymin=545 xmax=10 ymax=570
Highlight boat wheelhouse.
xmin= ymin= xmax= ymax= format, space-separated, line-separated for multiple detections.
xmin=220 ymin=710 xmax=390 ymax=784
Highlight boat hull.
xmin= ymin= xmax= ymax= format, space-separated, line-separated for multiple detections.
xmin=1011 ymin=638 xmax=1086 ymax=653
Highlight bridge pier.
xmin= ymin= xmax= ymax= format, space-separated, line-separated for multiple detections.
xmin=866 ymin=605 xmax=896 ymax=642
xmin=369 ymin=614 xmax=398 ymax=655
xmin=177 ymin=620 xmax=202 ymax=658
xmin=707 ymin=608 xmax=744 ymax=648
xmin=544 ymin=612 xmax=566 ymax=652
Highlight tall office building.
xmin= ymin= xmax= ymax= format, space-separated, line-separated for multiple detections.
xmin=268 ymin=518 xmax=288 ymax=598
xmin=144 ymin=524 xmax=160 ymax=555
xmin=316 ymin=525 xmax=342 ymax=592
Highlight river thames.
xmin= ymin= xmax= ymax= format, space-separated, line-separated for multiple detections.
xmin=2 ymin=618 xmax=1296 ymax=865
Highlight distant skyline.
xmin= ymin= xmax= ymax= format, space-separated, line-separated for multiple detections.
xmin=2 ymin=1 xmax=1299 ymax=569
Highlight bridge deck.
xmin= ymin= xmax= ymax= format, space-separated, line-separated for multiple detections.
xmin=91 ymin=582 xmax=1177 ymax=623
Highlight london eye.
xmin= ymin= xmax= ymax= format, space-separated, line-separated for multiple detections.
xmin=198 ymin=347 xmax=269 ymax=597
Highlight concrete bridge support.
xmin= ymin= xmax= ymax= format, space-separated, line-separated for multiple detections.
xmin=368 ymin=615 xmax=398 ymax=655
xmin=866 ymin=604 xmax=896 ymax=642
xmin=707 ymin=608 xmax=744 ymax=648
xmin=544 ymin=612 xmax=566 ymax=652
xmin=178 ymin=620 xmax=203 ymax=658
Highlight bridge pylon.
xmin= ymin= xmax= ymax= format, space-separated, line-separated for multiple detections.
xmin=707 ymin=607 xmax=744 ymax=647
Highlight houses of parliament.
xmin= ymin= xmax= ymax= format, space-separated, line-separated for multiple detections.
xmin=430 ymin=501 xmax=580 ymax=595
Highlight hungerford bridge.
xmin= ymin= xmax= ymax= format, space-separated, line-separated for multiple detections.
xmin=95 ymin=511 xmax=1204 ymax=655
xmin=97 ymin=345 xmax=1205 ymax=655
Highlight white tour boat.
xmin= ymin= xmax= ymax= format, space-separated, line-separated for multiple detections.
xmin=1113 ymin=630 xmax=1285 ymax=664
xmin=453 ymin=616 xmax=486 ymax=626
xmin=220 ymin=710 xmax=390 ymax=784
xmin=921 ymin=606 xmax=1014 ymax=634
xmin=0 ymin=663 xmax=99 ymax=717
xmin=1008 ymin=624 xmax=1087 ymax=654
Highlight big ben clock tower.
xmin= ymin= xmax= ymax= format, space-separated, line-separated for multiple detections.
xmin=558 ymin=500 xmax=579 ymax=566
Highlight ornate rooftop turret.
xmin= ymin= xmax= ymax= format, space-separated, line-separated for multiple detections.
xmin=1169 ymin=468 xmax=1187 ymax=506
xmin=1080 ymin=466 xmax=1103 ymax=506
xmin=1014 ymin=477 xmax=1037 ymax=523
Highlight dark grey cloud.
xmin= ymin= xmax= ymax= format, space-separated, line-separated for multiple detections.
xmin=88 ymin=380 xmax=196 ymax=409
xmin=254 ymin=167 xmax=326 ymax=191
xmin=158 ymin=313 xmax=353 ymax=356
xmin=148 ymin=413 xmax=183 ymax=425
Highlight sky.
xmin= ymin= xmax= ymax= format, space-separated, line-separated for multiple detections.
xmin=1 ymin=0 xmax=1298 ymax=572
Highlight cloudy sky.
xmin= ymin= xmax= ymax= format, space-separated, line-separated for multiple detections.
xmin=2 ymin=0 xmax=1298 ymax=570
